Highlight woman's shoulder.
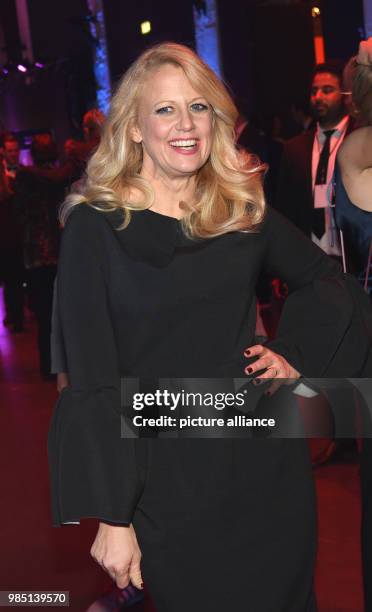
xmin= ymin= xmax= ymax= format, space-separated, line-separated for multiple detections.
xmin=64 ymin=203 xmax=123 ymax=235
xmin=260 ymin=203 xmax=296 ymax=232
xmin=338 ymin=126 xmax=372 ymax=169
xmin=62 ymin=203 xmax=125 ymax=258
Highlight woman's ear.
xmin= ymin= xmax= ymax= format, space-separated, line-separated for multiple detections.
xmin=130 ymin=122 xmax=143 ymax=144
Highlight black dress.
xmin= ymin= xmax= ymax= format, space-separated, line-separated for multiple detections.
xmin=334 ymin=163 xmax=372 ymax=293
xmin=48 ymin=203 xmax=371 ymax=612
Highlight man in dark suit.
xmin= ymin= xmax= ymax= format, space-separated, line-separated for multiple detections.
xmin=275 ymin=61 xmax=352 ymax=257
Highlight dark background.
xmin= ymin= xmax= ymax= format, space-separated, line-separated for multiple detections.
xmin=0 ymin=0 xmax=366 ymax=146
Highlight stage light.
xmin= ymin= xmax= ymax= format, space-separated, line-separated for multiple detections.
xmin=312 ymin=7 xmax=321 ymax=18
xmin=141 ymin=20 xmax=151 ymax=35
xmin=314 ymin=35 xmax=325 ymax=63
xmin=17 ymin=64 xmax=27 ymax=72
xmin=193 ymin=0 xmax=222 ymax=78
xmin=34 ymin=62 xmax=44 ymax=69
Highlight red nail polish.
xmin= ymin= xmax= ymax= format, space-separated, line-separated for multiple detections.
xmin=247 ymin=367 xmax=253 ymax=374
xmin=244 ymin=350 xmax=251 ymax=356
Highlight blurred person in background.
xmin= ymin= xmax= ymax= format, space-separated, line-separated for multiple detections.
xmin=289 ymin=99 xmax=314 ymax=135
xmin=335 ymin=38 xmax=372 ymax=610
xmin=0 ymin=133 xmax=25 ymax=332
xmin=3 ymin=133 xmax=22 ymax=177
xmin=82 ymin=108 xmax=105 ymax=146
xmin=15 ymin=133 xmax=79 ymax=379
xmin=336 ymin=40 xmax=372 ymax=293
xmin=275 ymin=60 xmax=352 ymax=256
xmin=64 ymin=108 xmax=105 ymax=186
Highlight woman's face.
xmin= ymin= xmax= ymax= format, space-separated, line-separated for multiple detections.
xmin=132 ymin=64 xmax=213 ymax=180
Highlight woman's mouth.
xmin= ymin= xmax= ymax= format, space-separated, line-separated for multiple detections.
xmin=168 ymin=139 xmax=199 ymax=154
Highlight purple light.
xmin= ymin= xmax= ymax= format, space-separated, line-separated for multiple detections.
xmin=2 ymin=68 xmax=8 ymax=75
xmin=34 ymin=62 xmax=44 ymax=69
xmin=17 ymin=64 xmax=27 ymax=73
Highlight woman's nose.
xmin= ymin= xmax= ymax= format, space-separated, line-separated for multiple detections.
xmin=176 ymin=109 xmax=194 ymax=131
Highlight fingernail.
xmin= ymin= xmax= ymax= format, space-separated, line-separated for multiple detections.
xmin=244 ymin=350 xmax=251 ymax=356
xmin=247 ymin=367 xmax=253 ymax=374
xmin=265 ymin=390 xmax=271 ymax=396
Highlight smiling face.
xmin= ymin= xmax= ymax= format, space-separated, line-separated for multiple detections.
xmin=131 ymin=63 xmax=213 ymax=180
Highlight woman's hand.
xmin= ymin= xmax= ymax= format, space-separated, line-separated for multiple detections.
xmin=357 ymin=37 xmax=372 ymax=66
xmin=57 ymin=372 xmax=69 ymax=393
xmin=244 ymin=344 xmax=300 ymax=395
xmin=90 ymin=523 xmax=143 ymax=590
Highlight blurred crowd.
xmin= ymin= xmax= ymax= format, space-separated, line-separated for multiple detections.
xmin=0 ymin=109 xmax=104 ymax=378
xmin=237 ymin=43 xmax=372 ymax=308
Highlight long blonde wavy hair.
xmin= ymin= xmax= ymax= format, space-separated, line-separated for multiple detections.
xmin=352 ymin=61 xmax=372 ymax=126
xmin=61 ymin=42 xmax=266 ymax=238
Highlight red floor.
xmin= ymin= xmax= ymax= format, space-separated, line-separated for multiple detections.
xmin=0 ymin=295 xmax=364 ymax=611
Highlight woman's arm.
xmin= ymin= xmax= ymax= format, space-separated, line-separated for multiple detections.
xmin=338 ymin=127 xmax=372 ymax=212
xmin=48 ymin=204 xmax=144 ymax=588
xmin=254 ymin=207 xmax=371 ymax=378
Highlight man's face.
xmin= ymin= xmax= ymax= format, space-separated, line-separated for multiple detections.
xmin=310 ymin=72 xmax=346 ymax=126
xmin=3 ymin=141 xmax=20 ymax=166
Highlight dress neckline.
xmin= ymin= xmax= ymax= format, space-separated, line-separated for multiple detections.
xmin=142 ymin=208 xmax=183 ymax=222
xmin=105 ymin=204 xmax=195 ymax=268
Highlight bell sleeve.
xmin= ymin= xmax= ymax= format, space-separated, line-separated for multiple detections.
xmin=48 ymin=205 xmax=144 ymax=526
xmin=262 ymin=207 xmax=372 ymax=377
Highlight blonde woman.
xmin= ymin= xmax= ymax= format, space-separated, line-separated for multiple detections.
xmin=336 ymin=37 xmax=372 ymax=610
xmin=336 ymin=38 xmax=372 ymax=293
xmin=49 ymin=43 xmax=368 ymax=611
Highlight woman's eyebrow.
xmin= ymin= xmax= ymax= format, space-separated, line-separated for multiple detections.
xmin=152 ymin=99 xmax=175 ymax=107
xmin=152 ymin=96 xmax=207 ymax=107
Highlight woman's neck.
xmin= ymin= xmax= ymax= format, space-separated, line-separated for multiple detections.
xmin=142 ymin=169 xmax=196 ymax=219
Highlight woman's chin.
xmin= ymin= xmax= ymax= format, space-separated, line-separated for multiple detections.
xmin=166 ymin=159 xmax=207 ymax=178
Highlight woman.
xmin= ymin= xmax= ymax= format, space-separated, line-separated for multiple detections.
xmin=336 ymin=37 xmax=372 ymax=610
xmin=49 ymin=43 xmax=370 ymax=612
xmin=336 ymin=38 xmax=372 ymax=293
xmin=15 ymin=133 xmax=79 ymax=378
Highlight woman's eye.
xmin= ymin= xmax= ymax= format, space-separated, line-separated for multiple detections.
xmin=155 ymin=106 xmax=173 ymax=115
xmin=191 ymin=103 xmax=209 ymax=112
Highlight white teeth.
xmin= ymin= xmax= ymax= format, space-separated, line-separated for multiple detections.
xmin=169 ymin=139 xmax=197 ymax=147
